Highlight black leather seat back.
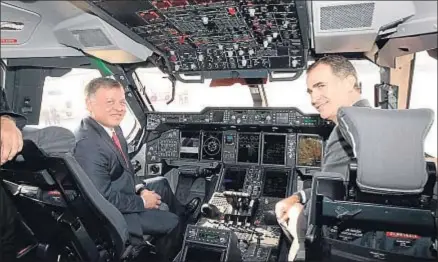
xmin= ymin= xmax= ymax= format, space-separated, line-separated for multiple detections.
xmin=2 ymin=130 xmax=130 ymax=260
xmin=60 ymin=153 xmax=129 ymax=257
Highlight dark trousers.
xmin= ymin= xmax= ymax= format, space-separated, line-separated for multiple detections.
xmin=142 ymin=176 xmax=186 ymax=261
xmin=143 ymin=176 xmax=185 ymax=216
xmin=0 ymin=181 xmax=17 ymax=262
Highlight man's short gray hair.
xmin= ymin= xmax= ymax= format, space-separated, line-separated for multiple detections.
xmin=307 ymin=55 xmax=360 ymax=90
xmin=84 ymin=77 xmax=122 ymax=98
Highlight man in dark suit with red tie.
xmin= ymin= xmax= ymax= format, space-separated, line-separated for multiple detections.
xmin=73 ymin=77 xmax=200 ymax=260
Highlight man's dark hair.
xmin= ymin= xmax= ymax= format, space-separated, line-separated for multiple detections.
xmin=307 ymin=55 xmax=360 ymax=90
xmin=84 ymin=77 xmax=122 ymax=98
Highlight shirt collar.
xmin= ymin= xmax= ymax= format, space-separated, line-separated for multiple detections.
xmin=97 ymin=122 xmax=114 ymax=138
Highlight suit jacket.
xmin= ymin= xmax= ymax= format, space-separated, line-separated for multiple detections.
xmin=300 ymin=99 xmax=372 ymax=204
xmin=0 ymin=89 xmax=26 ymax=129
xmin=73 ymin=117 xmax=145 ymax=237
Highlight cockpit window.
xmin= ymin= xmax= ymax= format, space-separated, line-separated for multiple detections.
xmin=37 ymin=68 xmax=100 ymax=130
xmin=30 ymin=69 xmax=139 ymax=142
xmin=134 ymin=59 xmax=379 ymax=115
xmin=410 ymin=51 xmax=437 ymax=158
xmin=134 ymin=67 xmax=253 ymax=112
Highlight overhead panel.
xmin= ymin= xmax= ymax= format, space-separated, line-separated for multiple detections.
xmin=86 ymin=0 xmax=310 ymax=82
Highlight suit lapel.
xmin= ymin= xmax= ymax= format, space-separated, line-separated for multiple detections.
xmin=84 ymin=117 xmax=132 ymax=171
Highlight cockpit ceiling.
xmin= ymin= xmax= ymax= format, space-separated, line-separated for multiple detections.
xmin=1 ymin=1 xmax=83 ymax=58
xmin=0 ymin=0 xmax=436 ymax=70
xmin=0 ymin=1 xmax=153 ymax=63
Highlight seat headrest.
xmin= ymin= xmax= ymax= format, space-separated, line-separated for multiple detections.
xmin=22 ymin=126 xmax=76 ymax=155
xmin=338 ymin=107 xmax=434 ymax=194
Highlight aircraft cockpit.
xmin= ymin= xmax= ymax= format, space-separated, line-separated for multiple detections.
xmin=1 ymin=0 xmax=437 ymax=262
xmin=143 ymin=107 xmax=329 ymax=261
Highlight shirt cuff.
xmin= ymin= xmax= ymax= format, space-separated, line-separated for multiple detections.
xmin=0 ymin=112 xmax=27 ymax=129
xmin=298 ymin=190 xmax=307 ymax=204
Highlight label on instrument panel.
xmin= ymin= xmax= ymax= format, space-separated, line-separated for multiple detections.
xmin=338 ymin=228 xmax=364 ymax=241
xmin=385 ymin=232 xmax=420 ymax=239
xmin=1 ymin=38 xmax=18 ymax=45
xmin=386 ymin=232 xmax=419 ymax=249
xmin=393 ymin=239 xmax=415 ymax=248
xmin=328 ymin=227 xmax=363 ymax=242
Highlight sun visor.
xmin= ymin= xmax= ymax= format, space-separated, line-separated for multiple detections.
xmin=0 ymin=3 xmax=41 ymax=46
xmin=53 ymin=13 xmax=153 ymax=64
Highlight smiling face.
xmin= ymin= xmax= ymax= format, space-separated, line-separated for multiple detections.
xmin=86 ymin=84 xmax=126 ymax=128
xmin=306 ymin=63 xmax=359 ymax=122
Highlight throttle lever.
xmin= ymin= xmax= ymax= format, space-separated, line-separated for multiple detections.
xmin=201 ymin=203 xmax=221 ymax=219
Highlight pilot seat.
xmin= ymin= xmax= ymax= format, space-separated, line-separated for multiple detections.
xmin=305 ymin=107 xmax=437 ymax=261
xmin=0 ymin=127 xmax=156 ymax=262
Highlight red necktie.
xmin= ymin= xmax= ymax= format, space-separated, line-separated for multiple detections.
xmin=112 ymin=131 xmax=128 ymax=164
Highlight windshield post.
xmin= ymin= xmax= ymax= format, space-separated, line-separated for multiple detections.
xmin=247 ymin=78 xmax=268 ymax=107
xmin=249 ymin=85 xmax=263 ymax=107
xmin=388 ymin=53 xmax=416 ymax=109
xmin=375 ymin=67 xmax=398 ymax=109
xmin=166 ymin=75 xmax=177 ymax=105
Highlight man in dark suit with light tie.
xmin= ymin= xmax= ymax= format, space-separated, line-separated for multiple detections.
xmin=73 ymin=77 xmax=200 ymax=261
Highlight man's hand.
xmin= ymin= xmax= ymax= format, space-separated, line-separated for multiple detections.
xmin=1 ymin=116 xmax=23 ymax=165
xmin=140 ymin=189 xmax=162 ymax=209
xmin=275 ymin=195 xmax=300 ymax=224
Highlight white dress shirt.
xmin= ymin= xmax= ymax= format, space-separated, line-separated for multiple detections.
xmin=98 ymin=123 xmax=114 ymax=138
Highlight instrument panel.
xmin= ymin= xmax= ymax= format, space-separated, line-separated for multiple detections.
xmin=219 ymin=166 xmax=289 ymax=199
xmin=144 ymin=108 xmax=330 ymax=262
xmin=88 ymin=0 xmax=309 ymax=81
xmin=145 ymin=108 xmax=331 ymax=169
xmin=146 ymin=107 xmax=332 ymax=130
xmin=146 ymin=129 xmax=324 ymax=168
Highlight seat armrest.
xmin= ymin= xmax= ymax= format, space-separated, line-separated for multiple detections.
xmin=306 ymin=172 xmax=347 ymax=242
xmin=312 ymin=172 xmax=347 ymax=201
xmin=320 ymin=199 xmax=435 ymax=236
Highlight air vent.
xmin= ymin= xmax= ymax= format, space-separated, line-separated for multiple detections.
xmin=320 ymin=3 xmax=375 ymax=30
xmin=70 ymin=28 xmax=112 ymax=48
xmin=1 ymin=21 xmax=24 ymax=31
